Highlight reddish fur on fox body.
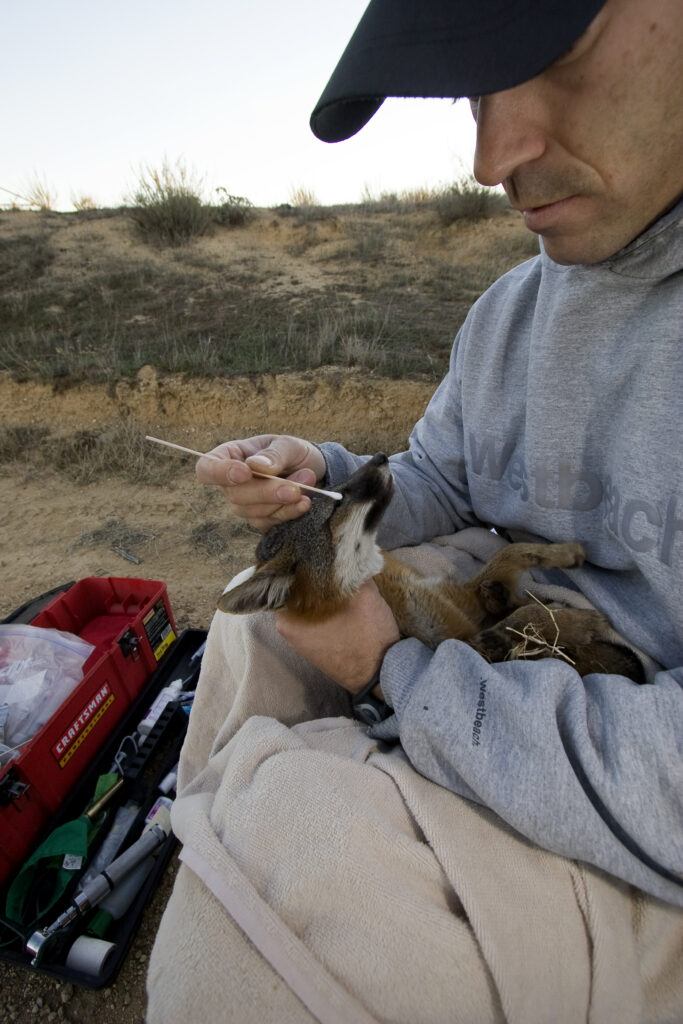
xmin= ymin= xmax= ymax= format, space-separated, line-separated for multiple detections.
xmin=218 ymin=453 xmax=645 ymax=681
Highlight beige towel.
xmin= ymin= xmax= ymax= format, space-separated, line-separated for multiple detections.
xmin=147 ymin=532 xmax=682 ymax=1024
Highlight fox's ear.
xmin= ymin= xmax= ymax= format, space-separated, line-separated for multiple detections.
xmin=218 ymin=565 xmax=294 ymax=615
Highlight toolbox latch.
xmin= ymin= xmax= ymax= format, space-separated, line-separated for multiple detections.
xmin=119 ymin=628 xmax=141 ymax=660
xmin=0 ymin=768 xmax=29 ymax=805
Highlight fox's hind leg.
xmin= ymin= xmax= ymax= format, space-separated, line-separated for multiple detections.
xmin=470 ymin=603 xmax=607 ymax=664
xmin=466 ymin=542 xmax=585 ymax=616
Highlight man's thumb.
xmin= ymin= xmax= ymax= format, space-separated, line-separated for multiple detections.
xmin=245 ymin=437 xmax=303 ymax=476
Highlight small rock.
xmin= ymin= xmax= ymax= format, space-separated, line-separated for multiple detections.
xmin=36 ymin=998 xmax=44 ymax=1009
xmin=59 ymin=984 xmax=73 ymax=1005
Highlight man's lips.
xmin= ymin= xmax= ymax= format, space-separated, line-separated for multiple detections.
xmin=517 ymin=195 xmax=581 ymax=231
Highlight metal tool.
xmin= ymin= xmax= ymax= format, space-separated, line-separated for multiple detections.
xmin=26 ymin=819 xmax=168 ymax=965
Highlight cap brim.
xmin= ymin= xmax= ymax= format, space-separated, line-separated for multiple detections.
xmin=311 ymin=0 xmax=607 ymax=142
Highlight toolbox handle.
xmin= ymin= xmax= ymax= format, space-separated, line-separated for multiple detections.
xmin=2 ymin=583 xmax=75 ymax=625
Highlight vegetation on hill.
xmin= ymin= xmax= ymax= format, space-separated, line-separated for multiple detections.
xmin=0 ymin=172 xmax=538 ymax=384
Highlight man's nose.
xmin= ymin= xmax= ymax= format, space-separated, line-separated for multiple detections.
xmin=472 ymin=88 xmax=547 ymax=188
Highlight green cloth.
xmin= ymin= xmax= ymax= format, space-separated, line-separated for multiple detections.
xmin=4 ymin=772 xmax=118 ymax=926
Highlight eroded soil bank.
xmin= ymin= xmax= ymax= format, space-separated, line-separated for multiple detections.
xmin=0 ymin=367 xmax=435 ymax=1024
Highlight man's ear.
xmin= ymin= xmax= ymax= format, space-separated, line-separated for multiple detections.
xmin=217 ymin=565 xmax=294 ymax=615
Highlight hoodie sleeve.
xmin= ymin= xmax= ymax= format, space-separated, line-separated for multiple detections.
xmin=370 ymin=638 xmax=683 ymax=907
xmin=318 ymin=328 xmax=485 ymax=549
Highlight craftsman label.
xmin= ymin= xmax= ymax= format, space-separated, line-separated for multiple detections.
xmin=143 ymin=599 xmax=176 ymax=660
xmin=52 ymin=682 xmax=116 ymax=767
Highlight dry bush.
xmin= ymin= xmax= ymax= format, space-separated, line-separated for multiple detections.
xmin=434 ymin=178 xmax=508 ymax=225
xmin=0 ymin=425 xmax=50 ymax=463
xmin=24 ymin=176 xmax=58 ymax=211
xmin=358 ymin=186 xmax=403 ymax=214
xmin=358 ymin=184 xmax=438 ymax=214
xmin=73 ymin=518 xmax=156 ymax=560
xmin=399 ymin=186 xmax=438 ymax=205
xmin=212 ymin=187 xmax=254 ymax=227
xmin=44 ymin=421 xmax=178 ymax=484
xmin=71 ymin=193 xmax=97 ymax=212
xmin=190 ymin=518 xmax=253 ymax=559
xmin=343 ymin=220 xmax=387 ymax=262
xmin=284 ymin=185 xmax=336 ymax=225
xmin=289 ymin=185 xmax=319 ymax=207
xmin=127 ymin=160 xmax=213 ymax=246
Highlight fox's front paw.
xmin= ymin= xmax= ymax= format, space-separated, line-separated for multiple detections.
xmin=551 ymin=542 xmax=585 ymax=568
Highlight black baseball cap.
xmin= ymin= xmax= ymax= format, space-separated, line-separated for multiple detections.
xmin=311 ymin=0 xmax=607 ymax=143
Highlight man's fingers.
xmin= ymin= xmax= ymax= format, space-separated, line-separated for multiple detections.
xmin=247 ymin=498 xmax=311 ymax=532
xmin=234 ymin=495 xmax=311 ymax=518
xmin=197 ymin=441 xmax=321 ymax=489
xmin=245 ymin=438 xmax=324 ymax=480
xmin=195 ymin=444 xmax=247 ymax=486
xmin=226 ymin=476 xmax=308 ymax=508
xmin=285 ymin=468 xmax=318 ymax=486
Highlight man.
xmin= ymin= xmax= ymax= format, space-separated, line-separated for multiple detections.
xmin=147 ymin=2 xmax=683 ymax=1021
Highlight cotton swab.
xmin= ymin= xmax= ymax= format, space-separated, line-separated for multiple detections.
xmin=144 ymin=435 xmax=343 ymax=501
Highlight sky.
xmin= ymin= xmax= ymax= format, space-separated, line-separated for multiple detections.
xmin=1 ymin=0 xmax=478 ymax=211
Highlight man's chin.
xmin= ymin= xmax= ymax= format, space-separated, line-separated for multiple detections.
xmin=536 ymin=229 xmax=624 ymax=267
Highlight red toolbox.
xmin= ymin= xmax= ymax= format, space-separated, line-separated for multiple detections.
xmin=0 ymin=578 xmax=177 ymax=887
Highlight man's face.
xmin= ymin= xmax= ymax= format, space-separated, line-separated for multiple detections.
xmin=471 ymin=0 xmax=683 ymax=264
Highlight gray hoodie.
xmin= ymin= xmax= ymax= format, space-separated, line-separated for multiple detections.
xmin=320 ymin=200 xmax=683 ymax=907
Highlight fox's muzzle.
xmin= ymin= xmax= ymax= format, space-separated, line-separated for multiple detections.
xmin=339 ymin=453 xmax=393 ymax=533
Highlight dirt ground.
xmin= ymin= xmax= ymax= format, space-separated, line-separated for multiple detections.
xmin=0 ymin=368 xmax=434 ymax=1023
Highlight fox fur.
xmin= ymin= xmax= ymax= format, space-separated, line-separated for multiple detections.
xmin=218 ymin=453 xmax=645 ymax=682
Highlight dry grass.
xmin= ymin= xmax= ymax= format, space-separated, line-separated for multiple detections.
xmin=0 ymin=420 xmax=182 ymax=484
xmin=71 ymin=193 xmax=98 ymax=212
xmin=127 ymin=159 xmax=213 ymax=246
xmin=343 ymin=220 xmax=387 ymax=263
xmin=289 ymin=185 xmax=319 ymax=207
xmin=73 ymin=517 xmax=157 ymax=560
xmin=505 ymin=591 xmax=577 ymax=666
xmin=189 ymin=518 xmax=254 ymax=559
xmin=0 ymin=424 xmax=50 ymax=462
xmin=212 ymin=187 xmax=254 ymax=227
xmin=24 ymin=175 xmax=58 ymax=211
xmin=48 ymin=421 xmax=182 ymax=483
xmin=0 ymin=199 xmax=539 ymax=383
xmin=434 ymin=178 xmax=508 ymax=225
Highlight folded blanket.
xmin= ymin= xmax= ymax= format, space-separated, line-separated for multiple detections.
xmin=147 ymin=530 xmax=681 ymax=1023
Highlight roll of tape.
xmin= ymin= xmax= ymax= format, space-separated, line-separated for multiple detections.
xmin=66 ymin=935 xmax=116 ymax=976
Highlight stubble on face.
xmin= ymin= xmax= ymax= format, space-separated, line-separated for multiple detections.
xmin=499 ymin=0 xmax=683 ymax=264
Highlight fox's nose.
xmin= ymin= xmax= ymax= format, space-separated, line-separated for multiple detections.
xmin=369 ymin=453 xmax=388 ymax=466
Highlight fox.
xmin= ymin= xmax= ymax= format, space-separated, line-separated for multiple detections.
xmin=218 ymin=453 xmax=645 ymax=682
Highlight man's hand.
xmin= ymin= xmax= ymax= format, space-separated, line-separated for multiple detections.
xmin=275 ymin=580 xmax=401 ymax=695
xmin=195 ymin=434 xmax=327 ymax=532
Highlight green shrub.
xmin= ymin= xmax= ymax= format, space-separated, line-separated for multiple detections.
xmin=212 ymin=188 xmax=254 ymax=227
xmin=435 ymin=178 xmax=508 ymax=226
xmin=128 ymin=161 xmax=213 ymax=246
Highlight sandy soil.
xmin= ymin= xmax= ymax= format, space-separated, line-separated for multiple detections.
xmin=0 ymin=368 xmax=434 ymax=1023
